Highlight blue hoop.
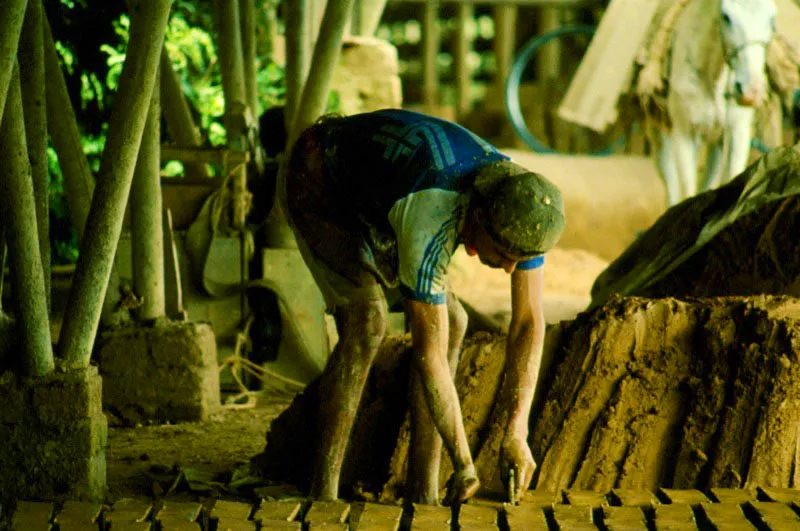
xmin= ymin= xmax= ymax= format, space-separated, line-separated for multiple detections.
xmin=505 ymin=25 xmax=623 ymax=156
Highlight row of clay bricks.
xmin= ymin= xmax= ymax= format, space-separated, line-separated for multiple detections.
xmin=503 ymin=485 xmax=800 ymax=530
xmin=10 ymin=485 xmax=800 ymax=530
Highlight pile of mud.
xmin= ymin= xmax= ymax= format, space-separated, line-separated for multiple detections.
xmin=592 ymin=144 xmax=800 ymax=306
xmin=256 ymin=295 xmax=800 ymax=498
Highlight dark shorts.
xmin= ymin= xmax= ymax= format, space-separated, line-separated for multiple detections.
xmin=285 ymin=119 xmax=397 ymax=310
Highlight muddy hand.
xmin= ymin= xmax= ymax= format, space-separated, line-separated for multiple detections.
xmin=500 ymin=436 xmax=536 ymax=504
xmin=442 ymin=465 xmax=480 ymax=506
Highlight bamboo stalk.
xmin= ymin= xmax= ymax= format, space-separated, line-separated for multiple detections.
xmin=58 ymin=0 xmax=173 ymax=369
xmin=160 ymin=46 xmax=209 ymax=179
xmin=0 ymin=0 xmax=27 ymax=127
xmin=422 ymin=1 xmax=439 ymax=113
xmin=0 ymin=65 xmax=54 ymax=377
xmin=130 ymin=67 xmax=165 ymax=321
xmin=19 ymin=0 xmax=50 ymax=311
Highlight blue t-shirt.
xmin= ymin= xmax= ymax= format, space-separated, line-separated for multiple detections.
xmin=320 ymin=109 xmax=545 ymax=304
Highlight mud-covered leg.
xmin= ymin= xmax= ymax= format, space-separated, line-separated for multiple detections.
xmin=407 ymin=292 xmax=469 ymax=504
xmin=310 ymin=298 xmax=387 ymax=500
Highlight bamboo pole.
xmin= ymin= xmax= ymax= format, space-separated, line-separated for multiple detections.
xmin=284 ymin=0 xmax=311 ymax=133
xmin=214 ymin=0 xmax=249 ymax=231
xmin=160 ymin=46 xmax=209 ymax=179
xmin=130 ymin=67 xmax=165 ymax=321
xmin=0 ymin=65 xmax=54 ymax=377
xmin=19 ymin=0 xmax=50 ymax=311
xmin=422 ymin=1 xmax=439 ymax=113
xmin=240 ymin=0 xmax=259 ymax=125
xmin=289 ymin=0 xmax=357 ymax=144
xmin=454 ymin=2 xmax=474 ymax=121
xmin=0 ymin=0 xmax=28 ymax=127
xmin=58 ymin=0 xmax=172 ymax=369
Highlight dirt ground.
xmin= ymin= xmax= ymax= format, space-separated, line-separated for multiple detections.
xmin=105 ymin=246 xmax=609 ymax=499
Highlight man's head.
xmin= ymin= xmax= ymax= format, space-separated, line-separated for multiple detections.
xmin=465 ymin=160 xmax=565 ymax=271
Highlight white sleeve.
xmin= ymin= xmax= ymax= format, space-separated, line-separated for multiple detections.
xmin=388 ymin=190 xmax=468 ymax=305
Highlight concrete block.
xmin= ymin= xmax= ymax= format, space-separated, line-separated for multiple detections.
xmin=0 ymin=366 xmax=107 ymax=501
xmin=96 ymin=321 xmax=220 ymax=424
xmin=331 ymin=36 xmax=402 ymax=116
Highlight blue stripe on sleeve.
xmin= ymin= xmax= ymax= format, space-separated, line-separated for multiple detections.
xmin=400 ymin=284 xmax=447 ymax=305
xmin=517 ymin=255 xmax=545 ymax=270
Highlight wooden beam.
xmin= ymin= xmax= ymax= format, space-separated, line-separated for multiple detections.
xmin=160 ymin=145 xmax=249 ymax=168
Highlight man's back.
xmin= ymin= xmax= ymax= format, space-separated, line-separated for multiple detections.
xmin=319 ymin=109 xmax=508 ymax=225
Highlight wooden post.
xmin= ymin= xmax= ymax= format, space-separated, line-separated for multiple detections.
xmin=0 ymin=231 xmax=5 ymax=312
xmin=160 ymin=47 xmax=209 ymax=179
xmin=493 ymin=4 xmax=517 ymax=96
xmin=0 ymin=65 xmax=54 ymax=377
xmin=454 ymin=2 xmax=474 ymax=121
xmin=240 ymin=0 xmax=259 ymax=124
xmin=19 ymin=0 xmax=50 ymax=311
xmin=0 ymin=0 xmax=28 ymax=126
xmin=58 ymin=0 xmax=172 ymax=369
xmin=43 ymin=16 xmax=94 ymax=237
xmin=262 ymin=1 xmax=278 ymax=60
xmin=130 ymin=67 xmax=165 ymax=321
xmin=352 ymin=0 xmax=388 ymax=36
xmin=537 ymin=7 xmax=562 ymax=80
xmin=289 ymin=0 xmax=356 ymax=144
xmin=214 ymin=0 xmax=249 ymax=231
xmin=44 ymin=15 xmax=125 ymax=325
xmin=285 ymin=0 xmax=311 ymax=132
xmin=422 ymin=1 xmax=439 ymax=114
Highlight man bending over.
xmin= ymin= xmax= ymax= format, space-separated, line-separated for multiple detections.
xmin=284 ymin=109 xmax=565 ymax=505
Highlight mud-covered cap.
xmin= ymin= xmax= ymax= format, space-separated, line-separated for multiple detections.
xmin=474 ymin=160 xmax=565 ymax=257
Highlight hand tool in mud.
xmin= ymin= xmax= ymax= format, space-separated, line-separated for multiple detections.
xmin=506 ymin=467 xmax=517 ymax=505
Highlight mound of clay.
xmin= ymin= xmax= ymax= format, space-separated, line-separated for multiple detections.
xmin=255 ymin=331 xmax=512 ymax=498
xmin=257 ymin=294 xmax=800 ymax=498
xmin=591 ymin=144 xmax=800 ymax=306
xmin=533 ymin=295 xmax=800 ymax=492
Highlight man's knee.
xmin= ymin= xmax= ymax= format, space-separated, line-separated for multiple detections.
xmin=337 ymin=298 xmax=388 ymax=353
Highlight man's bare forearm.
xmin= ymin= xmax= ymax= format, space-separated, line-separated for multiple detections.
xmin=502 ymin=317 xmax=545 ymax=439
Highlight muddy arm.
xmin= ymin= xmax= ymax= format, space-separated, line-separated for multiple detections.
xmin=474 ymin=265 xmax=545 ymax=499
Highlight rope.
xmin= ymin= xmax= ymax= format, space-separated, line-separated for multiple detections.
xmin=219 ymin=313 xmax=306 ymax=409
